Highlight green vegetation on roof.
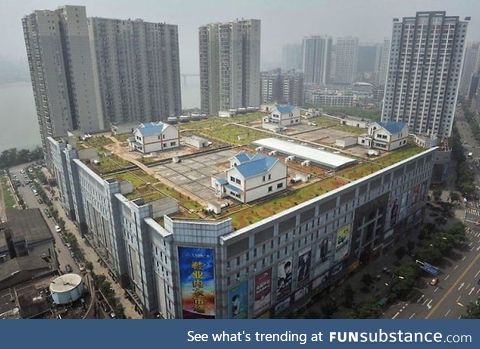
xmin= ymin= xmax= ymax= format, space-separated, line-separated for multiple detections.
xmin=322 ymin=106 xmax=381 ymax=121
xmin=179 ymin=113 xmax=269 ymax=146
xmin=1 ymin=175 xmax=16 ymax=209
xmin=92 ymin=153 xmax=132 ymax=174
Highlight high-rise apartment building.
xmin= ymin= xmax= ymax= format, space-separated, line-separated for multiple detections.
xmin=382 ymin=12 xmax=469 ymax=138
xmin=459 ymin=42 xmax=480 ymax=97
xmin=377 ymin=38 xmax=391 ymax=86
xmin=88 ymin=18 xmax=182 ymax=125
xmin=22 ymin=5 xmax=101 ymax=162
xmin=282 ymin=43 xmax=303 ymax=71
xmin=199 ymin=19 xmax=261 ymax=115
xmin=333 ymin=37 xmax=359 ymax=84
xmin=260 ymin=69 xmax=304 ymax=106
xmin=302 ymin=35 xmax=332 ymax=85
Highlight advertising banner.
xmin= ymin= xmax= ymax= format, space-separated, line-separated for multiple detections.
xmin=228 ymin=281 xmax=248 ymax=319
xmin=312 ymin=271 xmax=330 ymax=290
xmin=276 ymin=257 xmax=293 ymax=299
xmin=296 ymin=247 xmax=312 ymax=286
xmin=334 ymin=224 xmax=351 ymax=261
xmin=178 ymin=247 xmax=215 ymax=319
xmin=254 ymin=268 xmax=272 ymax=314
xmin=273 ymin=296 xmax=292 ymax=316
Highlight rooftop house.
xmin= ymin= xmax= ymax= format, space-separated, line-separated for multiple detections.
xmin=129 ymin=122 xmax=179 ymax=154
xmin=358 ymin=121 xmax=409 ymax=151
xmin=212 ymin=152 xmax=287 ymax=203
xmin=262 ymin=104 xmax=300 ymax=131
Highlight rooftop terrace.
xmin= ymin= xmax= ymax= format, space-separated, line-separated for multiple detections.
xmin=74 ymin=112 xmax=425 ymax=230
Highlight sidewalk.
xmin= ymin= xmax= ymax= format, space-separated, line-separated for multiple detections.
xmin=50 ymin=192 xmax=142 ymax=319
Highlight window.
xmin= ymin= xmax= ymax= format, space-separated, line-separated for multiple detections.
xmin=277 ymin=182 xmax=283 ymax=189
xmin=170 ymin=141 xmax=176 ymax=146
xmin=268 ymin=186 xmax=273 ymax=192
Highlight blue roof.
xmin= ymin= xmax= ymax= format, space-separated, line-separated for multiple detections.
xmin=234 ymin=153 xmax=278 ymax=178
xmin=275 ymin=104 xmax=296 ymax=114
xmin=377 ymin=121 xmax=406 ymax=134
xmin=225 ymin=183 xmax=243 ymax=194
xmin=233 ymin=152 xmax=252 ymax=163
xmin=136 ymin=122 xmax=169 ymax=137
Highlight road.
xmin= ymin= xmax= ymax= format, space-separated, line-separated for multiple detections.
xmin=9 ymin=164 xmax=79 ymax=274
xmin=9 ymin=164 xmax=142 ymax=319
xmin=383 ymin=106 xmax=480 ymax=319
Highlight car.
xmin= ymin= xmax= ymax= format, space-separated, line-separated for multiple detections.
xmin=79 ymin=264 xmax=86 ymax=272
xmin=65 ymin=264 xmax=72 ymax=273
xmin=44 ymin=208 xmax=51 ymax=218
xmin=430 ymin=277 xmax=439 ymax=286
xmin=55 ymin=225 xmax=61 ymax=233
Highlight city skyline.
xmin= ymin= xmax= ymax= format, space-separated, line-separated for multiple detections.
xmin=1 ymin=0 xmax=479 ymax=75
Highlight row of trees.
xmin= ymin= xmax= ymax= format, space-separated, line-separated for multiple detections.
xmin=0 ymin=147 xmax=43 ymax=169
xmin=321 ymin=106 xmax=382 ymax=121
xmin=451 ymin=126 xmax=475 ymax=195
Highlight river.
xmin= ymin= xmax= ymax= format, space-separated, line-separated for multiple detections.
xmin=0 ymin=78 xmax=200 ymax=153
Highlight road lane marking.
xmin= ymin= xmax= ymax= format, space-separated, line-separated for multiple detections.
xmin=408 ymin=313 xmax=416 ymax=319
xmin=458 ymin=282 xmax=465 ymax=291
xmin=457 ymin=302 xmax=464 ymax=307
xmin=444 ymin=309 xmax=451 ymax=317
xmin=475 ymin=270 xmax=480 ymax=278
xmin=416 ymin=294 xmax=425 ymax=303
xmin=468 ymin=287 xmax=475 ymax=296
xmin=444 ymin=274 xmax=450 ymax=281
xmin=462 ymin=256 xmax=467 ymax=261
xmin=456 ymin=296 xmax=461 ymax=302
xmin=392 ymin=312 xmax=400 ymax=319
xmin=434 ymin=287 xmax=439 ymax=293
xmin=427 ymin=250 xmax=480 ymax=318
xmin=427 ymin=299 xmax=433 ymax=309
xmin=454 ymin=264 xmax=459 ymax=270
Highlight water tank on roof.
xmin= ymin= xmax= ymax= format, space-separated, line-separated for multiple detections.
xmin=49 ymin=273 xmax=84 ymax=305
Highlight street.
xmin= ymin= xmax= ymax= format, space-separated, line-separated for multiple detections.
xmin=8 ymin=164 xmax=142 ymax=319
xmin=383 ymin=105 xmax=480 ymax=319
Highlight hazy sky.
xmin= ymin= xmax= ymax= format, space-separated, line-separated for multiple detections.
xmin=1 ymin=0 xmax=479 ymax=73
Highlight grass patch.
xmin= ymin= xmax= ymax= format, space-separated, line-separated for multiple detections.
xmin=178 ymin=113 xmax=270 ymax=146
xmin=228 ymin=176 xmax=348 ymax=229
xmin=304 ymin=116 xmax=338 ymax=128
xmin=322 ymin=106 xmax=382 ymax=121
xmin=332 ymin=124 xmax=366 ymax=135
xmin=338 ymin=162 xmax=382 ymax=181
xmin=1 ymin=176 xmax=16 ymax=208
xmin=79 ymin=135 xmax=113 ymax=150
xmin=373 ymin=144 xmax=424 ymax=167
xmin=91 ymin=153 xmax=132 ymax=174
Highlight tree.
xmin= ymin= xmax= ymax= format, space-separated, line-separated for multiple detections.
xmin=394 ymin=246 xmax=406 ymax=260
xmin=361 ymin=273 xmax=373 ymax=287
xmin=462 ymin=299 xmax=480 ymax=319
xmin=342 ymin=284 xmax=355 ymax=308
xmin=320 ymin=297 xmax=338 ymax=318
xmin=407 ymin=240 xmax=415 ymax=254
xmin=432 ymin=189 xmax=442 ymax=202
xmin=352 ymin=300 xmax=382 ymax=319
xmin=449 ymin=192 xmax=461 ymax=203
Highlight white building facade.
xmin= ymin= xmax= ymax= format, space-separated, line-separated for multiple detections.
xmin=381 ymin=11 xmax=469 ymax=138
xmin=130 ymin=122 xmax=179 ymax=154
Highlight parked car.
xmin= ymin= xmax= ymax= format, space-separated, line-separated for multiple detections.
xmin=65 ymin=264 xmax=72 ymax=273
xmin=55 ymin=225 xmax=62 ymax=233
xmin=44 ymin=208 xmax=51 ymax=218
xmin=430 ymin=277 xmax=439 ymax=286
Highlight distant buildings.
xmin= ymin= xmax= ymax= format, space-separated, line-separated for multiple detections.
xmin=459 ymin=42 xmax=480 ymax=97
xmin=23 ymin=5 xmax=183 ymax=167
xmin=260 ymin=69 xmax=304 ymax=106
xmin=88 ymin=17 xmax=182 ymax=125
xmin=212 ymin=152 xmax=287 ymax=203
xmin=282 ymin=44 xmax=303 ymax=71
xmin=333 ymin=37 xmax=359 ymax=84
xmin=129 ymin=122 xmax=179 ymax=154
xmin=199 ymin=19 xmax=261 ymax=115
xmin=377 ymin=38 xmax=391 ymax=86
xmin=302 ymin=35 xmax=333 ymax=85
xmin=22 ymin=6 xmax=101 ymax=164
xmin=382 ymin=11 xmax=469 ymax=138
xmin=305 ymin=89 xmax=354 ymax=108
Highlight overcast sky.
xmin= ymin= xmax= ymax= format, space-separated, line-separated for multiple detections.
xmin=1 ymin=0 xmax=479 ymax=73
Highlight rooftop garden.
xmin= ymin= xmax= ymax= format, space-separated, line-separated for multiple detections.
xmin=90 ymin=153 xmax=132 ymax=175
xmin=78 ymin=135 xmax=113 ymax=150
xmin=179 ymin=115 xmax=271 ymax=146
xmin=303 ymin=116 xmax=338 ymax=128
xmin=226 ymin=176 xmax=348 ymax=229
xmin=322 ymin=106 xmax=382 ymax=122
xmin=1 ymin=175 xmax=16 ymax=209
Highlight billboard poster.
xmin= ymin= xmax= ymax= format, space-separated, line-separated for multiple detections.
xmin=296 ymin=247 xmax=312 ymax=286
xmin=228 ymin=281 xmax=248 ymax=319
xmin=331 ymin=261 xmax=344 ymax=276
xmin=293 ymin=285 xmax=309 ymax=303
xmin=274 ymin=296 xmax=292 ymax=316
xmin=334 ymin=224 xmax=351 ymax=262
xmin=254 ymin=268 xmax=272 ymax=313
xmin=276 ymin=257 xmax=293 ymax=299
xmin=178 ymin=247 xmax=215 ymax=319
xmin=385 ymin=196 xmax=398 ymax=229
